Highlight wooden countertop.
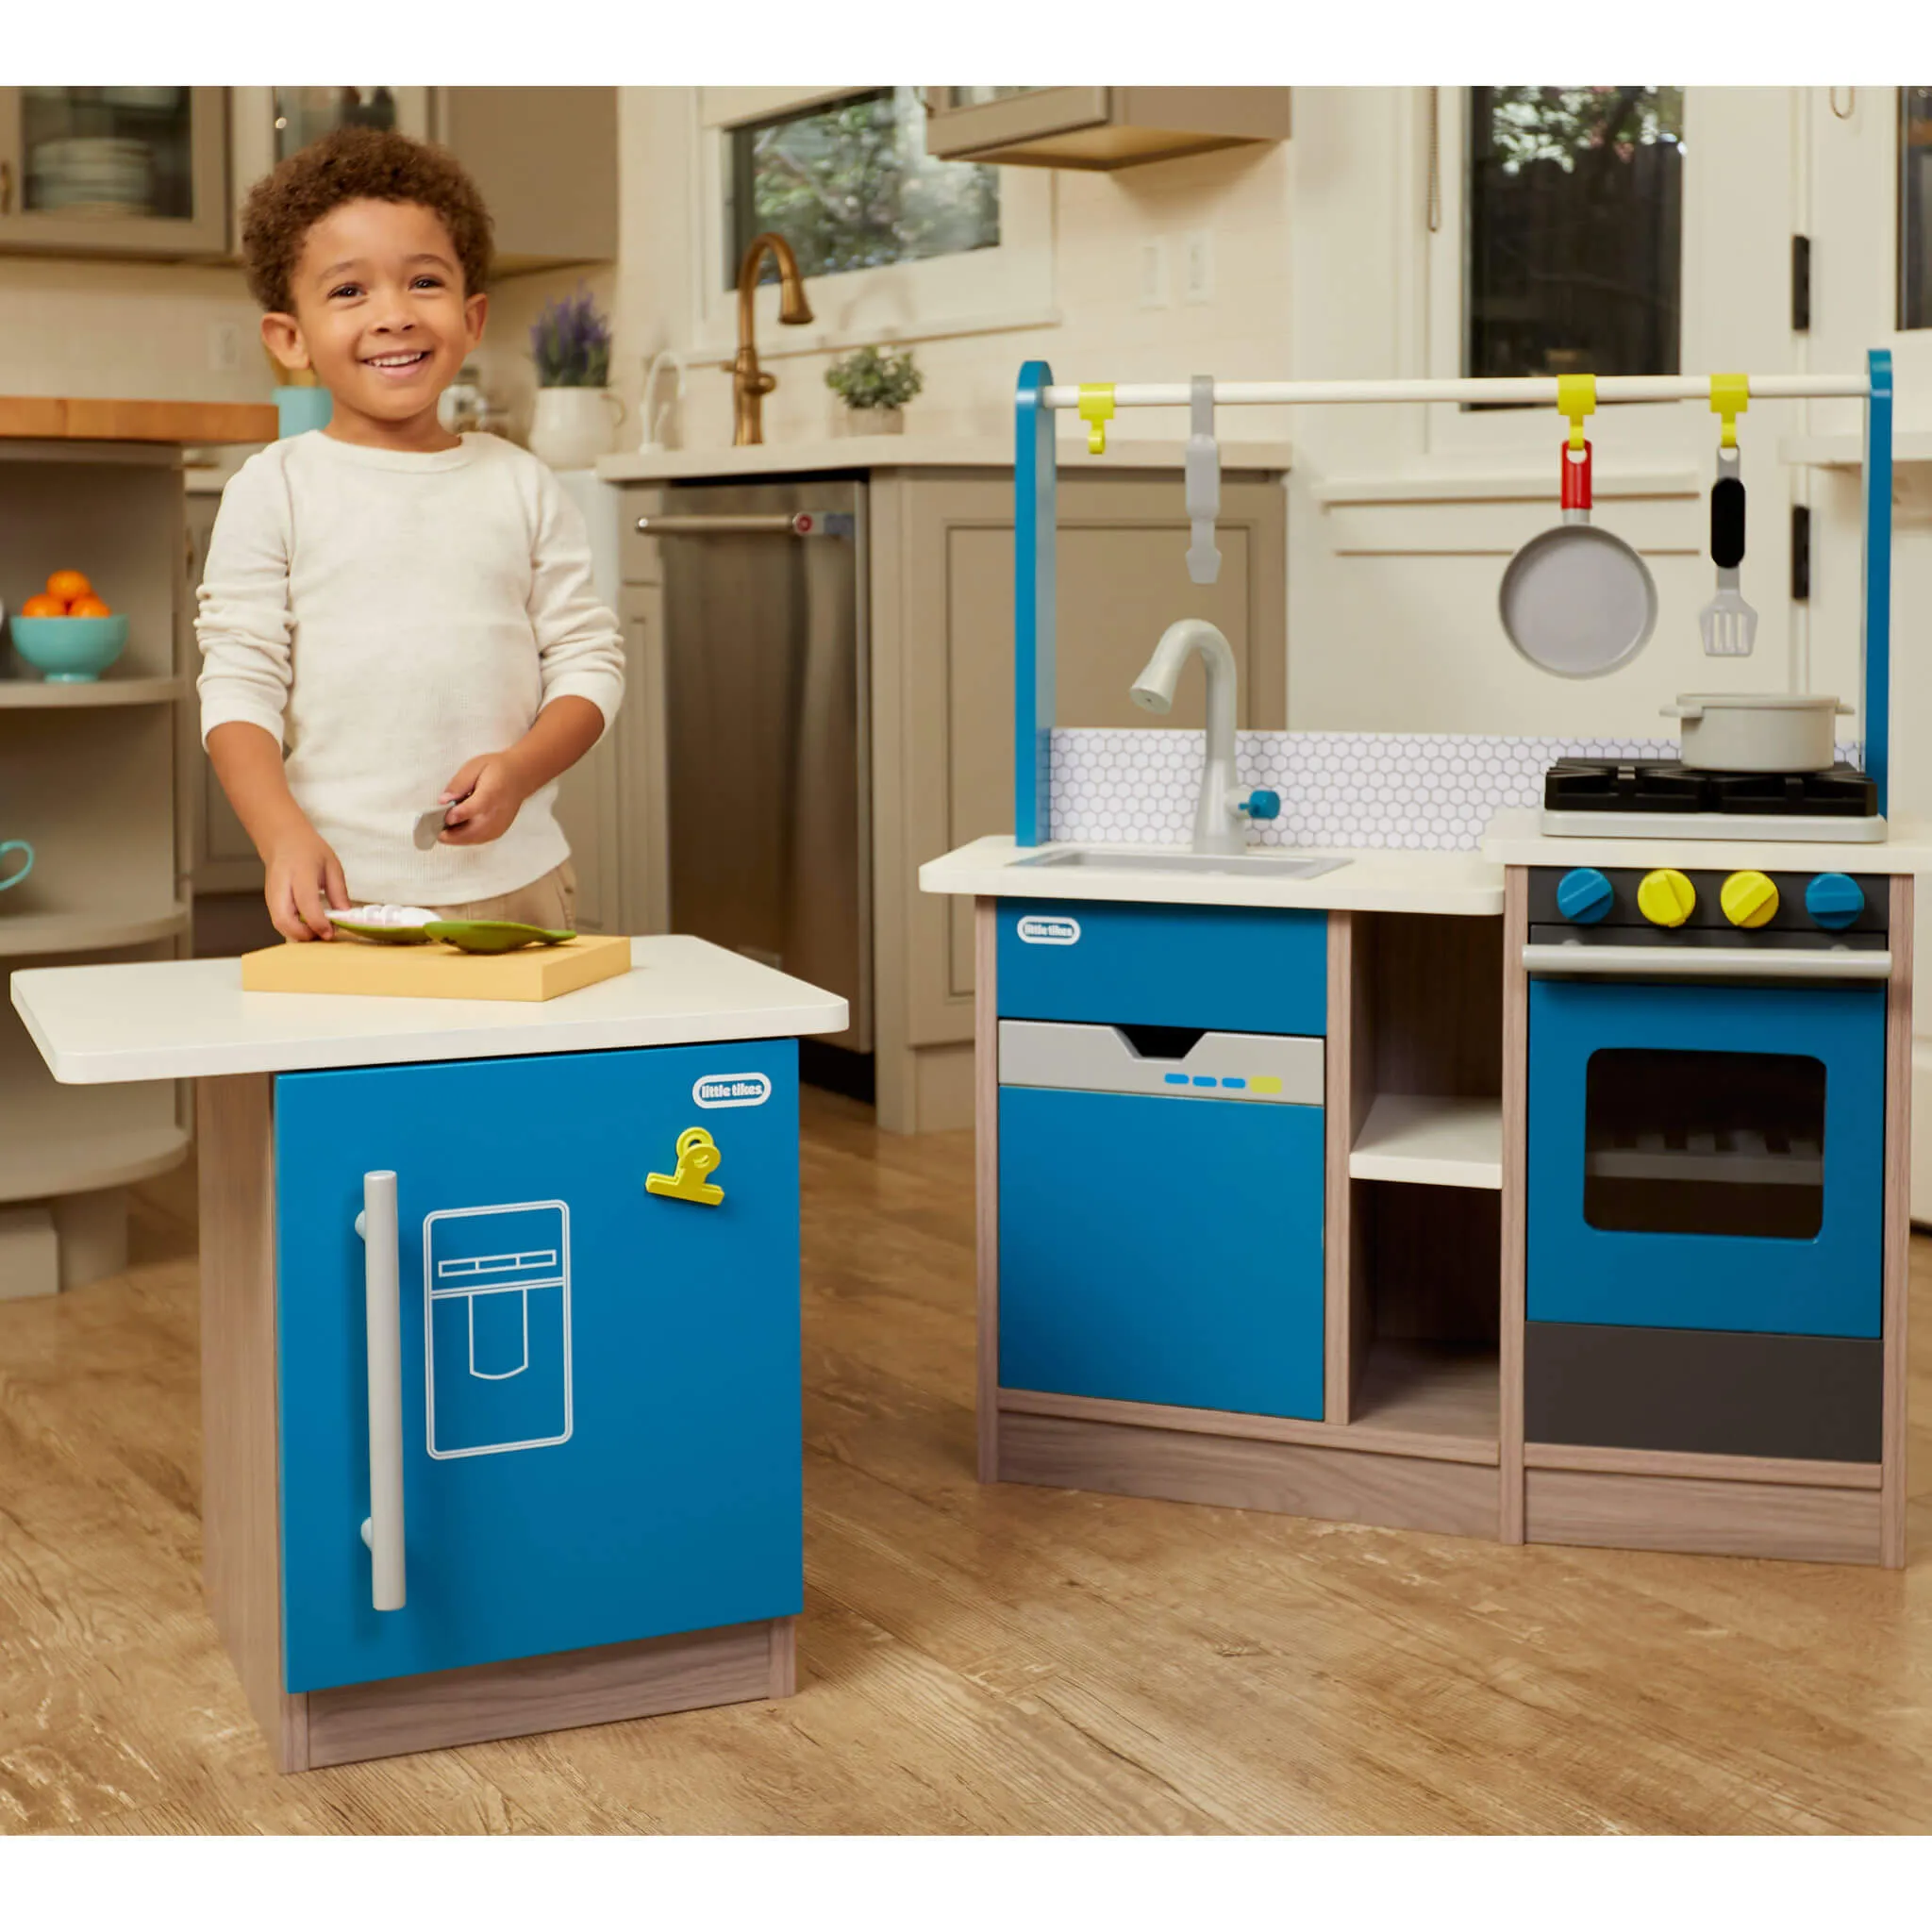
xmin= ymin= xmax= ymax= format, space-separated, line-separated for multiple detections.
xmin=0 ymin=396 xmax=279 ymax=445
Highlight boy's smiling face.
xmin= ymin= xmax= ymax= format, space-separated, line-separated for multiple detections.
xmin=261 ymin=197 xmax=487 ymax=449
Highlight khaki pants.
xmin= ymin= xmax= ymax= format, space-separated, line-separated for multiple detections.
xmin=422 ymin=858 xmax=577 ymax=930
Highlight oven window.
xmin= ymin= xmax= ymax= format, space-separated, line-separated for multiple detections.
xmin=1583 ymin=1049 xmax=1825 ymax=1240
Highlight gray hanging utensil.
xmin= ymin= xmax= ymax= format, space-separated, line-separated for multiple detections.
xmin=1185 ymin=374 xmax=1221 ymax=584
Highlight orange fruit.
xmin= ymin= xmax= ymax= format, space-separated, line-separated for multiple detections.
xmin=68 ymin=594 xmax=111 ymax=617
xmin=22 ymin=592 xmax=67 ymax=617
xmin=46 ymin=569 xmax=92 ymax=604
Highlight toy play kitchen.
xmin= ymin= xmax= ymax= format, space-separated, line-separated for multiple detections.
xmin=11 ymin=935 xmax=844 ymax=1769
xmin=923 ymin=353 xmax=1917 ymax=1568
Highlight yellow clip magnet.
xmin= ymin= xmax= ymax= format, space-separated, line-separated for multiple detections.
xmin=1710 ymin=372 xmax=1749 ymax=448
xmin=645 ymin=1125 xmax=724 ymax=1207
xmin=1556 ymin=373 xmax=1596 ymax=451
xmin=1077 ymin=383 xmax=1116 ymax=456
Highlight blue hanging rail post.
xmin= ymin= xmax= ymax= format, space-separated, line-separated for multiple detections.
xmin=1014 ymin=361 xmax=1057 ymax=846
xmin=1861 ymin=346 xmax=1892 ymax=818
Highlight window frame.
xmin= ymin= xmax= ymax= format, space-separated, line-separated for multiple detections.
xmin=688 ymin=85 xmax=1057 ymax=363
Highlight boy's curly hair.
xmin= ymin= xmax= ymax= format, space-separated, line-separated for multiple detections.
xmin=241 ymin=125 xmax=494 ymax=313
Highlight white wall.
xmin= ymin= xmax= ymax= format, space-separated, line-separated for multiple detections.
xmin=609 ymin=88 xmax=1296 ymax=453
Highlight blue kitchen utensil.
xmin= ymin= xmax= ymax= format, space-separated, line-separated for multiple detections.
xmin=0 ymin=839 xmax=33 ymax=892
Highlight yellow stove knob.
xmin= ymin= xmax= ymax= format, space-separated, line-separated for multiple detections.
xmin=1721 ymin=869 xmax=1780 ymax=929
xmin=1638 ymin=868 xmax=1696 ymax=927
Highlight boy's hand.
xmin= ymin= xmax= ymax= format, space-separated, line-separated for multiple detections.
xmin=439 ymin=751 xmax=532 ymax=846
xmin=265 ymin=825 xmax=350 ymax=942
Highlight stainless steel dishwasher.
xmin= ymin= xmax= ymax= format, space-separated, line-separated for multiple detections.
xmin=642 ymin=477 xmax=871 ymax=1086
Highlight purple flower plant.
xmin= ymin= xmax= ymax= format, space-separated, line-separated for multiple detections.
xmin=530 ymin=283 xmax=613 ymax=388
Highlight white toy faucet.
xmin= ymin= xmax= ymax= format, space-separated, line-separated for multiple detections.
xmin=1129 ymin=618 xmax=1279 ymax=857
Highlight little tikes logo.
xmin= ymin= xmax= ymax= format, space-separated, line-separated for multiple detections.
xmin=1017 ymin=915 xmax=1080 ymax=946
xmin=693 ymin=1072 xmax=773 ymax=1108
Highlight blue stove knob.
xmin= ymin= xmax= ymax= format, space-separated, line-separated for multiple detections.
xmin=1806 ymin=872 xmax=1865 ymax=930
xmin=1557 ymin=866 xmax=1614 ymax=924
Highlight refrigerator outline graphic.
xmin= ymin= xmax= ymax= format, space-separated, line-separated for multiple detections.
xmin=423 ymin=1199 xmax=574 ymax=1460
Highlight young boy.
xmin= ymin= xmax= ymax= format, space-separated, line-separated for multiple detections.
xmin=197 ymin=126 xmax=625 ymax=941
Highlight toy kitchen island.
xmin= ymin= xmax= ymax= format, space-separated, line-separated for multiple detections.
xmin=10 ymin=936 xmax=844 ymax=1770
xmin=922 ymin=358 xmax=1920 ymax=1571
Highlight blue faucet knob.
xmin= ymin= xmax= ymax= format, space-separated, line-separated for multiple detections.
xmin=1805 ymin=872 xmax=1865 ymax=930
xmin=1556 ymin=866 xmax=1614 ymax=924
xmin=1244 ymin=788 xmax=1281 ymax=821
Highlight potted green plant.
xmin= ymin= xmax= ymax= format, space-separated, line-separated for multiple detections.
xmin=527 ymin=284 xmax=625 ymax=470
xmin=824 ymin=345 xmax=923 ymax=435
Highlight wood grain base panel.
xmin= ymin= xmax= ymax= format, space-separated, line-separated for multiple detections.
xmin=999 ymin=1411 xmax=1499 ymax=1541
xmin=1525 ymin=1469 xmax=1882 ymax=1566
xmin=300 ymin=1618 xmax=792 ymax=1771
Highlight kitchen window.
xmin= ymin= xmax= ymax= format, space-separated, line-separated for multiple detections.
xmin=724 ymin=88 xmax=999 ymax=285
xmin=1901 ymin=88 xmax=1932 ymax=328
xmin=1465 ymin=86 xmax=1686 ymax=379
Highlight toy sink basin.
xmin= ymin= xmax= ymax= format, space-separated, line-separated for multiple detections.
xmin=8 ymin=613 xmax=129 ymax=682
xmin=1019 ymin=847 xmax=1350 ymax=881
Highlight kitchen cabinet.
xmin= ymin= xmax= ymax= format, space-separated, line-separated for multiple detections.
xmin=922 ymin=87 xmax=1291 ymax=171
xmin=275 ymin=1043 xmax=802 ymax=1692
xmin=13 ymin=936 xmax=845 ymax=1767
xmin=229 ymin=88 xmax=616 ymax=275
xmin=0 ymin=88 xmax=228 ymax=258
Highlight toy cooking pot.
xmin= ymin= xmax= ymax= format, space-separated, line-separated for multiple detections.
xmin=1499 ymin=440 xmax=1657 ymax=678
xmin=1661 ymin=692 xmax=1852 ymax=773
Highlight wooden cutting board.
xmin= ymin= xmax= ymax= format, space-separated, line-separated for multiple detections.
xmin=240 ymin=933 xmax=632 ymax=1002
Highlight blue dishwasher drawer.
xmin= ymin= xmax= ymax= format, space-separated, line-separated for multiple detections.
xmin=998 ymin=1085 xmax=1324 ymax=1419
xmin=996 ymin=898 xmax=1327 ymax=1036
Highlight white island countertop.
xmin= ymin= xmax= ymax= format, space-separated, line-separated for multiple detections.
xmin=921 ymin=837 xmax=1504 ymax=916
xmin=12 ymin=936 xmax=847 ymax=1086
xmin=598 ymin=435 xmax=1294 ymax=483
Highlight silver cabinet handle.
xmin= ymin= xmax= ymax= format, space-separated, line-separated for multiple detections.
xmin=1522 ymin=942 xmax=1891 ymax=983
xmin=355 ymin=1172 xmax=406 ymax=1612
xmin=634 ymin=511 xmax=853 ymax=539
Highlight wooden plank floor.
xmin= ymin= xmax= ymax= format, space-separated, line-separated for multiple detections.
xmin=3 ymin=1089 xmax=1930 ymax=1834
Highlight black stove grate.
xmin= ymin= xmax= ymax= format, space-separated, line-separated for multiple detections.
xmin=1543 ymin=758 xmax=1879 ymax=818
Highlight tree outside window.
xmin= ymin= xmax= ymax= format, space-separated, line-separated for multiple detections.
xmin=1466 ymin=86 xmax=1686 ymax=380
xmin=727 ymin=89 xmax=1000 ymax=286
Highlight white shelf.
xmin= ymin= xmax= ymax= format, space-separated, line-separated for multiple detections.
xmin=0 ymin=903 xmax=192 ymax=960
xmin=1348 ymin=1092 xmax=1502 ymax=1191
xmin=1777 ymin=430 xmax=1932 ymax=469
xmin=0 ymin=675 xmax=186 ymax=708
xmin=0 ymin=1121 xmax=188 ymax=1205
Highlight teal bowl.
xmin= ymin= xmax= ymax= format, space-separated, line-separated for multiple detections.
xmin=8 ymin=614 xmax=130 ymax=682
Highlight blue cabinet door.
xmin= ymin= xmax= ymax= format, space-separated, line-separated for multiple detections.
xmin=998 ymin=1085 xmax=1325 ymax=1418
xmin=1527 ymin=980 xmax=1883 ymax=1336
xmin=275 ymin=1041 xmax=801 ymax=1693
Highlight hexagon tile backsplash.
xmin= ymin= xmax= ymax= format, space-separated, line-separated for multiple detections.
xmin=1046 ymin=730 xmax=1864 ymax=852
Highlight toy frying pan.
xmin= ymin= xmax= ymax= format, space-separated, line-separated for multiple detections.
xmin=1499 ymin=440 xmax=1657 ymax=678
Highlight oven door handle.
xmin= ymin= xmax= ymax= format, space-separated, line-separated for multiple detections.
xmin=1522 ymin=942 xmax=1891 ymax=983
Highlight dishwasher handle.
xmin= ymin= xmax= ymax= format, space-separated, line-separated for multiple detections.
xmin=635 ymin=511 xmax=853 ymax=539
xmin=355 ymin=1173 xmax=407 ymax=1613
xmin=1522 ymin=941 xmax=1891 ymax=983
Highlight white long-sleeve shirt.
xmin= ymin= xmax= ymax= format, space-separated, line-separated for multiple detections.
xmin=195 ymin=430 xmax=625 ymax=905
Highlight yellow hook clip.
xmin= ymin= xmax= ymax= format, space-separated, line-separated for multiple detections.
xmin=1710 ymin=372 xmax=1749 ymax=449
xmin=1556 ymin=373 xmax=1596 ymax=451
xmin=645 ymin=1125 xmax=724 ymax=1207
xmin=1077 ymin=383 xmax=1116 ymax=456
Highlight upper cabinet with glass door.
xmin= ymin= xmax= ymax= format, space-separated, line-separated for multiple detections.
xmin=0 ymin=87 xmax=228 ymax=258
xmin=923 ymin=87 xmax=1291 ymax=171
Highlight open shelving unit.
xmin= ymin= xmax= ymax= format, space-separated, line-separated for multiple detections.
xmin=1329 ymin=909 xmax=1506 ymax=1461
xmin=0 ymin=435 xmax=208 ymax=1297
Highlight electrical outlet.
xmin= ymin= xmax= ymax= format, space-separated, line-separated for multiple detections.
xmin=1139 ymin=238 xmax=1170 ymax=309
xmin=208 ymin=322 xmax=242 ymax=374
xmin=1182 ymin=229 xmax=1215 ymax=306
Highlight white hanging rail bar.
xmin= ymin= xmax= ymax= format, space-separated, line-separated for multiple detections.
xmin=1039 ymin=375 xmax=1871 ymax=409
